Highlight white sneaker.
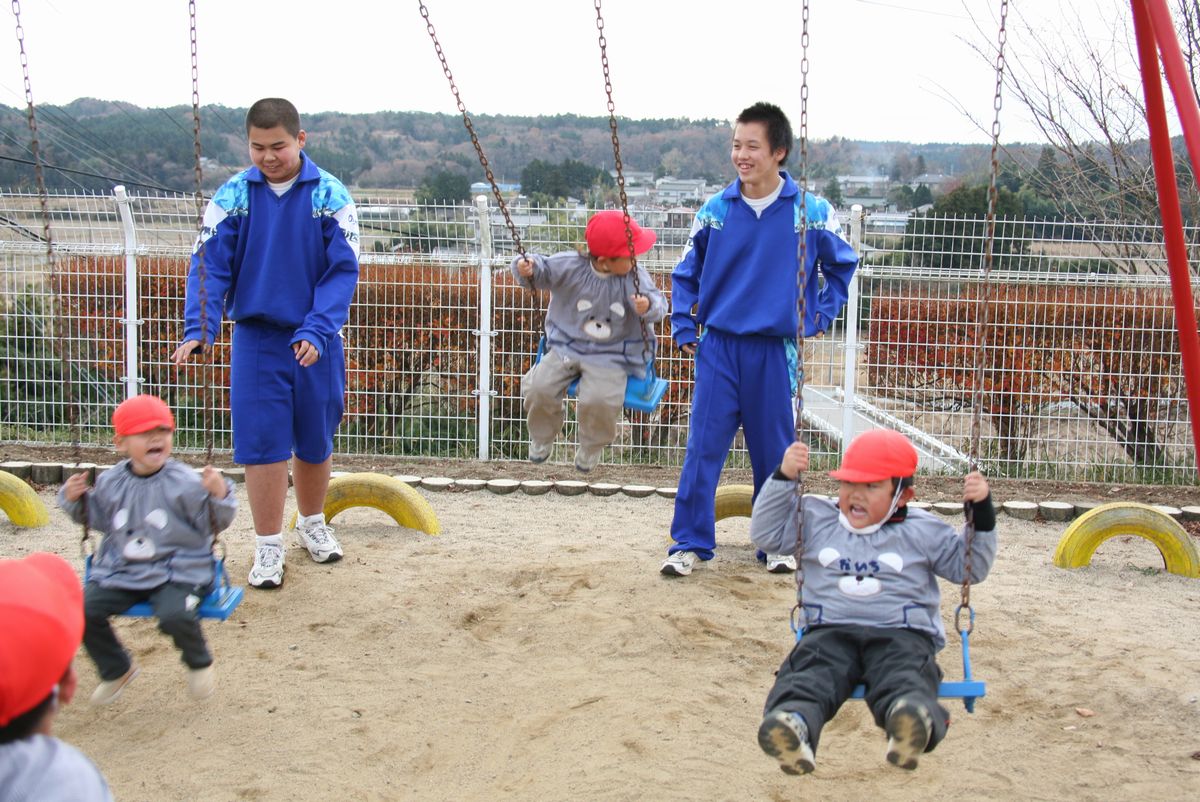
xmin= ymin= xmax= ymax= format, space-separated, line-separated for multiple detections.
xmin=248 ymin=543 xmax=285 ymax=589
xmin=766 ymin=553 xmax=798 ymax=573
xmin=885 ymin=698 xmax=933 ymax=770
xmin=188 ymin=665 xmax=215 ymax=701
xmin=297 ymin=520 xmax=343 ymax=563
xmin=529 ymin=440 xmax=552 ymax=464
xmin=90 ymin=665 xmax=139 ymax=705
xmin=660 ymin=550 xmax=698 ymax=576
xmin=574 ymin=448 xmax=602 ymax=473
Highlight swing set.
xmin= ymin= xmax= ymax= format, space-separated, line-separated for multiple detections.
xmin=418 ymin=0 xmax=669 ymax=416
xmin=11 ymin=0 xmax=243 ymax=620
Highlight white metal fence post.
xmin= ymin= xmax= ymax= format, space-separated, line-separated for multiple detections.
xmin=473 ymin=195 xmax=496 ymax=461
xmin=112 ymin=185 xmax=141 ymax=399
xmin=842 ymin=203 xmax=865 ymax=454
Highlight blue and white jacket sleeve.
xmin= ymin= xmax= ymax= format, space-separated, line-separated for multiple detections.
xmin=183 ymin=194 xmax=239 ymax=346
xmin=293 ymin=191 xmax=360 ymax=355
xmin=805 ymin=200 xmax=859 ymax=336
xmin=669 ymin=217 xmax=709 ymax=348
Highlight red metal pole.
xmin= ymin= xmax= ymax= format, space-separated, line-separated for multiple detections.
xmin=1131 ymin=0 xmax=1200 ymax=466
xmin=1144 ymin=0 xmax=1200 ymax=180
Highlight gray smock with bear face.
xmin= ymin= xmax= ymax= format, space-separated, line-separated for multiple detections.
xmin=511 ymin=251 xmax=667 ymax=378
xmin=57 ymin=459 xmax=237 ymax=590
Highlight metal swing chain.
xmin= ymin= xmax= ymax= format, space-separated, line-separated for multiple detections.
xmin=189 ymin=0 xmax=214 ymax=468
xmin=188 ymin=0 xmax=222 ymax=551
xmin=790 ymin=0 xmax=811 ymax=634
xmin=418 ymin=1 xmax=525 ymax=263
xmin=594 ymin=0 xmax=653 ymax=367
xmin=11 ymin=0 xmax=89 ymax=548
xmin=959 ymin=0 xmax=1008 ymax=633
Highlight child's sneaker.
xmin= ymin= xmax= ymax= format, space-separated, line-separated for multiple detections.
xmin=660 ymin=550 xmax=698 ymax=576
xmin=766 ymin=553 xmax=797 ymax=573
xmin=187 ymin=665 xmax=215 ymax=700
xmin=297 ymin=520 xmax=343 ymax=563
xmin=758 ymin=710 xmax=816 ymax=775
xmin=529 ymin=440 xmax=552 ymax=464
xmin=90 ymin=665 xmax=139 ymax=705
xmin=884 ymin=698 xmax=933 ymax=770
xmin=574 ymin=448 xmax=602 ymax=473
xmin=248 ymin=543 xmax=285 ymax=589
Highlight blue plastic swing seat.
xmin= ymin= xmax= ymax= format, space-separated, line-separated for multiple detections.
xmin=83 ymin=554 xmax=244 ymax=621
xmin=796 ymin=625 xmax=986 ymax=713
xmin=534 ymin=337 xmax=669 ymax=414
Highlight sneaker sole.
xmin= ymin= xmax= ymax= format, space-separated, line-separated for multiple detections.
xmin=248 ymin=573 xmax=283 ymax=589
xmin=885 ymin=703 xmax=931 ymax=770
xmin=660 ymin=562 xmax=693 ymax=576
xmin=758 ymin=714 xmax=816 ymax=775
xmin=767 ymin=562 xmax=796 ymax=574
xmin=307 ymin=551 xmax=343 ymax=564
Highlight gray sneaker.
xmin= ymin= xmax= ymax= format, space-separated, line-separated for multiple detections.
xmin=884 ymin=698 xmax=933 ymax=770
xmin=90 ymin=665 xmax=139 ymax=705
xmin=529 ymin=440 xmax=552 ymax=464
xmin=758 ymin=710 xmax=816 ymax=775
xmin=297 ymin=520 xmax=343 ymax=564
xmin=574 ymin=448 xmax=602 ymax=473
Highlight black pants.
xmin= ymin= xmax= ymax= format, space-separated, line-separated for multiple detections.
xmin=763 ymin=625 xmax=949 ymax=753
xmin=83 ymin=581 xmax=213 ymax=680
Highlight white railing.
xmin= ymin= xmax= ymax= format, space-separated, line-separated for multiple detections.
xmin=0 ymin=189 xmax=1195 ymax=484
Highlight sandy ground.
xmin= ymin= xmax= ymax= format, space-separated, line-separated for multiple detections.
xmin=4 ymin=478 xmax=1200 ymax=802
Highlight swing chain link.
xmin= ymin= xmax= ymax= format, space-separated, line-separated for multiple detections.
xmin=594 ymin=0 xmax=654 ymax=368
xmin=12 ymin=0 xmax=89 ymax=545
xmin=418 ymin=1 xmax=525 ymax=262
xmin=962 ymin=0 xmax=1009 ymax=618
xmin=189 ymin=0 xmax=214 ymax=471
xmin=791 ymin=0 xmax=811 ymax=624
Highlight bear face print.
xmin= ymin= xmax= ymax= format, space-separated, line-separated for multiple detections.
xmin=817 ymin=547 xmax=904 ymax=597
xmin=577 ymin=298 xmax=625 ymax=341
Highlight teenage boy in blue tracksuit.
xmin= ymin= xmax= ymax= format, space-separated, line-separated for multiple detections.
xmin=172 ymin=98 xmax=360 ymax=590
xmin=661 ymin=101 xmax=859 ymax=578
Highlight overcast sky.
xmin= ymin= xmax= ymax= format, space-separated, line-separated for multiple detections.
xmin=0 ymin=0 xmax=1159 ymax=145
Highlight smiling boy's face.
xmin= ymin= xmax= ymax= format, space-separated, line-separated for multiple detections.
xmin=115 ymin=426 xmax=174 ymax=476
xmin=248 ymin=124 xmax=307 ymax=184
xmin=837 ymin=479 xmax=914 ymax=530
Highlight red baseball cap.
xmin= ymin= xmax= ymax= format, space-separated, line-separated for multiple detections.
xmin=585 ymin=210 xmax=657 ymax=258
xmin=112 ymin=394 xmax=175 ymax=436
xmin=829 ymin=429 xmax=919 ymax=483
xmin=0 ymin=553 xmax=84 ymax=726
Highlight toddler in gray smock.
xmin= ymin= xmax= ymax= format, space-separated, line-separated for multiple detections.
xmin=513 ymin=210 xmax=666 ymax=472
xmin=58 ymin=394 xmax=236 ymax=705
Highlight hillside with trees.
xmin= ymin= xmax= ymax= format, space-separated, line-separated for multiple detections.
xmin=0 ymin=99 xmax=1012 ymax=196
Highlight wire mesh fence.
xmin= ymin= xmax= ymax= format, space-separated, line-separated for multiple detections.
xmin=0 ymin=189 xmax=1196 ymax=484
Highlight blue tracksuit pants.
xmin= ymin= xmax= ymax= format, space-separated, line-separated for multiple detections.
xmin=669 ymin=329 xmax=794 ymax=559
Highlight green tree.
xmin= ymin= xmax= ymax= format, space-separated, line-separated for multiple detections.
xmin=415 ymin=170 xmax=471 ymax=204
xmin=912 ymin=184 xmax=933 ymax=207
xmin=822 ymin=176 xmax=844 ymax=207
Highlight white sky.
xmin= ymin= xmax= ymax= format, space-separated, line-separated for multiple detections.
xmin=0 ymin=0 xmax=1159 ymax=145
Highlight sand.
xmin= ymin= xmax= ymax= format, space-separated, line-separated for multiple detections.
xmin=4 ymin=480 xmax=1200 ymax=801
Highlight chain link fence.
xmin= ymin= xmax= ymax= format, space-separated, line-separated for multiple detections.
xmin=1 ymin=189 xmax=1195 ymax=484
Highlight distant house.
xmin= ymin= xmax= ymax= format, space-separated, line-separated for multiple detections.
xmin=654 ymin=177 xmax=708 ymax=205
xmin=470 ymin=181 xmax=521 ymax=196
xmin=609 ymin=170 xmax=655 ymax=187
xmin=910 ymin=174 xmax=958 ymax=192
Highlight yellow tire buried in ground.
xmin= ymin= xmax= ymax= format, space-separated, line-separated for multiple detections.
xmin=0 ymin=471 xmax=49 ymax=527
xmin=1052 ymin=501 xmax=1199 ymax=578
xmin=714 ymin=484 xmax=755 ymax=521
xmin=288 ymin=472 xmax=440 ymax=535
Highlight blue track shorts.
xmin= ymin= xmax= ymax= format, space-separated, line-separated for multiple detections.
xmin=229 ymin=321 xmax=345 ymax=465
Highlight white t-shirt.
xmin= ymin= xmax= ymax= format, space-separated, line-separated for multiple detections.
xmin=741 ymin=176 xmax=784 ymax=217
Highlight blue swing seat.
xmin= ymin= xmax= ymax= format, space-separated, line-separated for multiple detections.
xmin=534 ymin=336 xmax=668 ymax=414
xmin=84 ymin=554 xmax=244 ymax=622
xmin=796 ymin=608 xmax=986 ymax=713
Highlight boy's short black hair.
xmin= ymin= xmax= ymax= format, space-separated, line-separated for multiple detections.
xmin=735 ymin=102 xmax=794 ymax=165
xmin=245 ymin=98 xmax=301 ymax=137
xmin=891 ymin=476 xmax=915 ymax=494
xmin=0 ymin=689 xmax=53 ymax=744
